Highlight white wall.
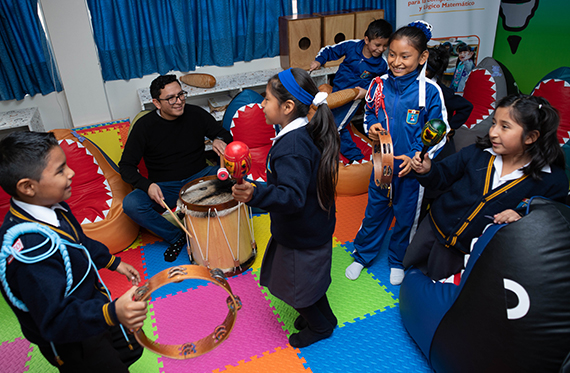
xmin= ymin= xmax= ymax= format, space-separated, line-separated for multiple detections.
xmin=1 ymin=1 xmax=280 ymax=131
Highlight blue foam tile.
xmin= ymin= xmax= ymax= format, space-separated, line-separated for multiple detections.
xmin=141 ymin=241 xmax=209 ymax=299
xmin=298 ymin=305 xmax=433 ymax=372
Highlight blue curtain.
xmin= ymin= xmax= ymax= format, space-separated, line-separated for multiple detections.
xmin=0 ymin=0 xmax=62 ymax=101
xmin=87 ymin=0 xmax=285 ymax=81
xmin=296 ymin=0 xmax=396 ymax=28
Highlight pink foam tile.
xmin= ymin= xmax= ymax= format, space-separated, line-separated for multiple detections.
xmin=0 ymin=337 xmax=33 ymax=373
xmin=150 ymin=271 xmax=289 ymax=373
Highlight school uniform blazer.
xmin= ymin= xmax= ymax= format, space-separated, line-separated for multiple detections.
xmin=248 ymin=127 xmax=335 ymax=249
xmin=315 ymin=39 xmax=388 ymax=92
xmin=415 ymin=144 xmax=569 ymax=254
xmin=0 ymin=201 xmax=121 ymax=346
xmin=364 ymin=68 xmax=449 ymax=160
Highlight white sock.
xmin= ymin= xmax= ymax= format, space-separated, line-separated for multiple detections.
xmin=346 ymin=262 xmax=364 ymax=280
xmin=390 ymin=268 xmax=405 ymax=286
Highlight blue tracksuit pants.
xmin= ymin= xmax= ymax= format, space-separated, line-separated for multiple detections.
xmin=332 ymin=100 xmax=364 ymax=162
xmin=352 ymin=167 xmax=423 ymax=269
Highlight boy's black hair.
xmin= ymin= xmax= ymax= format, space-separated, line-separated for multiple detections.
xmin=0 ymin=131 xmax=59 ymax=197
xmin=364 ymin=19 xmax=393 ymax=40
xmin=476 ymin=94 xmax=565 ymax=180
xmin=267 ymin=68 xmax=340 ymax=212
xmin=150 ymin=74 xmax=181 ymax=100
xmin=426 ymin=44 xmax=450 ymax=80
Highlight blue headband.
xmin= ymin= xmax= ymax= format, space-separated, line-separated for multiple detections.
xmin=278 ymin=69 xmax=313 ymax=105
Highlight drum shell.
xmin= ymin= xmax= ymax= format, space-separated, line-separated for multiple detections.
xmin=178 ymin=176 xmax=256 ymax=275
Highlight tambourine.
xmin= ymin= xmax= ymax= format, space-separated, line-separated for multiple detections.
xmin=372 ymin=129 xmax=393 ymax=189
xmin=132 ymin=265 xmax=241 ymax=359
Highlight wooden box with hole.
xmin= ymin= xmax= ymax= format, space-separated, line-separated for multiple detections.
xmin=353 ymin=9 xmax=385 ymax=40
xmin=279 ymin=14 xmax=321 ymax=70
xmin=314 ymin=11 xmax=354 ymax=68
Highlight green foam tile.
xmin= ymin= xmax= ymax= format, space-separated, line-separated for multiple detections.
xmin=0 ymin=295 xmax=24 ymax=343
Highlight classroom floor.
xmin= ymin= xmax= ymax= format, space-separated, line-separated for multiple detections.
xmin=0 ymin=193 xmax=434 ymax=373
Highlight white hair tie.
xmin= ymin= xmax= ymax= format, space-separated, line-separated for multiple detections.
xmin=313 ymin=92 xmax=328 ymax=107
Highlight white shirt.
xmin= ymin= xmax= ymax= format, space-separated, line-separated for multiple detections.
xmin=484 ymin=148 xmax=550 ymax=190
xmin=271 ymin=117 xmax=309 ymax=144
xmin=12 ymin=199 xmax=67 ymax=227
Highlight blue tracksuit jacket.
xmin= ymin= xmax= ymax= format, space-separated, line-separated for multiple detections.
xmin=353 ymin=67 xmax=450 ymax=268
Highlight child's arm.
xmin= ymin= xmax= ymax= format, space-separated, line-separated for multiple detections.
xmin=115 ymin=262 xmax=141 ymax=286
xmin=411 ymin=151 xmax=432 ymax=174
xmin=232 ymin=181 xmax=254 ymax=203
xmin=493 ymin=209 xmax=522 ymax=224
xmin=115 ymin=286 xmax=148 ymax=331
xmin=313 ymin=42 xmax=349 ymax=69
xmin=309 ymin=60 xmax=321 ymax=72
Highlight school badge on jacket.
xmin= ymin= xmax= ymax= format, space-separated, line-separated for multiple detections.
xmin=406 ymin=109 xmax=420 ymax=125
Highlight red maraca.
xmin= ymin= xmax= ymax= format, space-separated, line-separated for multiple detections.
xmin=223 ymin=141 xmax=252 ymax=184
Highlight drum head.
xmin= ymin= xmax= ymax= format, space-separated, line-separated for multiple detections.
xmin=179 ymin=176 xmax=237 ymax=212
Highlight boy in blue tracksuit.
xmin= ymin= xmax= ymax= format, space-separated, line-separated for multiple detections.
xmin=309 ymin=19 xmax=392 ymax=162
xmin=345 ymin=21 xmax=450 ymax=285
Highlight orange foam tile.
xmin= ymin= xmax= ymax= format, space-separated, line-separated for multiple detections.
xmin=219 ymin=346 xmax=311 ymax=373
xmin=334 ymin=193 xmax=368 ymax=244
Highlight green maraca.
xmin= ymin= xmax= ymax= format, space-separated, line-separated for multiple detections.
xmin=419 ymin=118 xmax=447 ymax=162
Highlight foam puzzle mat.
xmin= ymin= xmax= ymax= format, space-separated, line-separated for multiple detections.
xmin=0 ymin=193 xmax=433 ymax=372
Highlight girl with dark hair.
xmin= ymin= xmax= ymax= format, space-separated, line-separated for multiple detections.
xmin=450 ymin=42 xmax=475 ymax=92
xmin=404 ymin=94 xmax=568 ymax=281
xmin=345 ymin=20 xmax=450 ymax=285
xmin=232 ymin=68 xmax=340 ymax=348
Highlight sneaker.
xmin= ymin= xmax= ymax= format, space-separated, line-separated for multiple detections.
xmin=164 ymin=237 xmax=186 ymax=262
xmin=390 ymin=268 xmax=405 ymax=285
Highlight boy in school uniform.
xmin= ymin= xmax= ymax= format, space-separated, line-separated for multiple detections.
xmin=0 ymin=131 xmax=147 ymax=372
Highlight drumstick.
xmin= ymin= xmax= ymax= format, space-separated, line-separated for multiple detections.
xmin=160 ymin=199 xmax=193 ymax=239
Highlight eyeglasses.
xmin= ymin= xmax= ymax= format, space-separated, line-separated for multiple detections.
xmin=158 ymin=91 xmax=187 ymax=105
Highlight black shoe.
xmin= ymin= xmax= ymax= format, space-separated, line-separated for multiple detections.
xmin=294 ymin=315 xmax=308 ymax=330
xmin=164 ymin=237 xmax=186 ymax=262
xmin=289 ymin=327 xmax=333 ymax=348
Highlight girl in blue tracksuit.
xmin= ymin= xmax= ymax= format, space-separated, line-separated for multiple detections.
xmin=345 ymin=20 xmax=450 ymax=285
xmin=309 ymin=19 xmax=392 ymax=162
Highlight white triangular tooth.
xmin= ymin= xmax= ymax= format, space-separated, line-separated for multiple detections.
xmin=238 ymin=106 xmax=247 ymax=113
xmin=58 ymin=139 xmax=63 ymax=145
xmin=476 ymin=119 xmax=483 ymax=124
xmin=103 ymin=180 xmax=110 ymax=189
xmin=94 ymin=216 xmax=103 ymax=222
xmin=107 ymin=199 xmax=113 ymax=207
xmin=107 ymin=192 xmax=113 ymax=197
xmin=562 ymin=81 xmax=570 ymax=87
xmin=65 ymin=139 xmax=74 ymax=145
xmin=82 ymin=218 xmax=92 ymax=224
xmin=484 ymin=69 xmax=491 ymax=75
xmin=103 ymin=209 xmax=109 ymax=217
xmin=491 ymin=83 xmax=496 ymax=91
xmin=97 ymin=167 xmax=103 ymax=175
xmin=246 ymin=103 xmax=256 ymax=108
xmin=256 ymin=177 xmax=265 ymax=182
xmin=76 ymin=142 xmax=85 ymax=148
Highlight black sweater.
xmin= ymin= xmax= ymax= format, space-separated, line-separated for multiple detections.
xmin=119 ymin=105 xmax=233 ymax=192
xmin=415 ymin=144 xmax=568 ymax=254
xmin=248 ymin=127 xmax=335 ymax=248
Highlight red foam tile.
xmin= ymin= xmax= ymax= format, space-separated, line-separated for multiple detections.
xmin=99 ymin=247 xmax=146 ymax=297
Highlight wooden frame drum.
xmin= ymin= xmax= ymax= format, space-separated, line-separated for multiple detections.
xmin=372 ymin=129 xmax=393 ymax=189
xmin=177 ymin=176 xmax=256 ymax=276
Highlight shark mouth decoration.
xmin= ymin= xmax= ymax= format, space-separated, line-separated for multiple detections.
xmin=531 ymin=70 xmax=570 ymax=145
xmin=462 ymin=67 xmax=497 ymax=129
xmin=58 ymin=139 xmax=112 ymax=225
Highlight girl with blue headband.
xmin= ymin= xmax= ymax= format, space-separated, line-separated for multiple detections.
xmin=345 ymin=20 xmax=450 ymax=285
xmin=233 ymin=68 xmax=340 ymax=348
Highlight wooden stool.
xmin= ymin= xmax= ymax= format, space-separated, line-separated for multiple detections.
xmin=316 ymin=11 xmax=355 ymax=67
xmin=353 ymin=9 xmax=385 ymax=39
xmin=279 ymin=14 xmax=321 ymax=70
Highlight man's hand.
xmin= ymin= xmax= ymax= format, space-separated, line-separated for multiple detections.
xmin=147 ymin=183 xmax=164 ymax=205
xmin=212 ymin=139 xmax=227 ymax=157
